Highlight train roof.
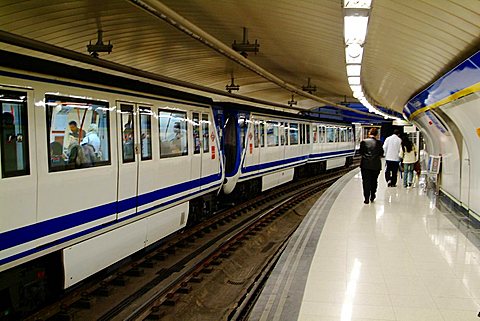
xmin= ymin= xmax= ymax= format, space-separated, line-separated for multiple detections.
xmin=0 ymin=50 xmax=213 ymax=106
xmin=215 ymin=102 xmax=353 ymax=126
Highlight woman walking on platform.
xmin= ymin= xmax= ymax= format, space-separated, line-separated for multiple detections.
xmin=359 ymin=128 xmax=384 ymax=204
xmin=400 ymin=136 xmax=417 ymax=188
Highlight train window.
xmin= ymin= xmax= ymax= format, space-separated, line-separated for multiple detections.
xmin=192 ymin=112 xmax=201 ymax=154
xmin=320 ymin=126 xmax=326 ymax=143
xmin=312 ymin=125 xmax=318 ymax=143
xmin=306 ymin=124 xmax=311 ymax=144
xmin=289 ymin=123 xmax=299 ymax=145
xmin=254 ymin=123 xmax=259 ymax=148
xmin=46 ymin=95 xmax=110 ymax=172
xmin=159 ymin=110 xmax=188 ymax=158
xmin=336 ymin=128 xmax=341 ymax=142
xmin=259 ymin=122 xmax=265 ymax=147
xmin=284 ymin=123 xmax=289 ymax=145
xmin=299 ymin=124 xmax=304 ymax=144
xmin=0 ymin=90 xmax=30 ymax=178
xmin=326 ymin=127 xmax=335 ymax=143
xmin=202 ymin=114 xmax=210 ymax=153
xmin=120 ymin=104 xmax=135 ymax=163
xmin=279 ymin=123 xmax=285 ymax=146
xmin=139 ymin=107 xmax=152 ymax=160
xmin=267 ymin=121 xmax=279 ymax=147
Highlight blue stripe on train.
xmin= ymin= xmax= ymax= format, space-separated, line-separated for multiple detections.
xmin=0 ymin=183 xmax=222 ymax=266
xmin=0 ymin=173 xmax=222 ymax=252
xmin=242 ymin=149 xmax=354 ymax=174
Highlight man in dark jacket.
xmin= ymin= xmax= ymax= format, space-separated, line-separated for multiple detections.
xmin=359 ymin=128 xmax=384 ymax=204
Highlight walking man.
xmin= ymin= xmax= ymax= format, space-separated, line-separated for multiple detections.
xmin=383 ymin=129 xmax=402 ymax=187
xmin=359 ymin=128 xmax=384 ymax=204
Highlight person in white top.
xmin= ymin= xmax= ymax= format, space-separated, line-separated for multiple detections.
xmin=383 ymin=129 xmax=402 ymax=187
xmin=81 ymin=123 xmax=101 ymax=153
xmin=399 ymin=136 xmax=417 ymax=188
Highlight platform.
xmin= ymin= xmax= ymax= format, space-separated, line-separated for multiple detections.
xmin=248 ymin=168 xmax=480 ymax=321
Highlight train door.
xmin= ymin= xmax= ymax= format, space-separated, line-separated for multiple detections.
xmin=191 ymin=111 xmax=202 ymax=191
xmin=0 ymin=89 xmax=36 ymax=235
xmin=116 ymin=102 xmax=153 ymax=219
xmin=200 ymin=112 xmax=217 ymax=188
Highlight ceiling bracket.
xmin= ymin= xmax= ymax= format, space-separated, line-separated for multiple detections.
xmin=232 ymin=27 xmax=260 ymax=58
xmin=301 ymin=77 xmax=317 ymax=94
xmin=288 ymin=94 xmax=297 ymax=107
xmin=87 ymin=29 xmax=113 ymax=58
xmin=226 ymin=75 xmax=240 ymax=93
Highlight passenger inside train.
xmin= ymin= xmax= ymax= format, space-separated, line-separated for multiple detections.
xmin=46 ymin=96 xmax=110 ymax=170
xmin=158 ymin=111 xmax=188 ymax=158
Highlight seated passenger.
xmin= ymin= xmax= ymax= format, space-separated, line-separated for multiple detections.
xmin=67 ymin=140 xmax=86 ymax=168
xmin=50 ymin=141 xmax=64 ymax=165
xmin=170 ymin=122 xmax=184 ymax=154
xmin=81 ymin=123 xmax=101 ymax=155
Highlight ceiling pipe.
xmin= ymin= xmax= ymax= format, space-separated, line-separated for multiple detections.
xmin=129 ymin=0 xmax=375 ymax=116
xmin=0 ymin=30 xmax=381 ymax=120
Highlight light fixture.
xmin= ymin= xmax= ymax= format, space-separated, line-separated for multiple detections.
xmin=345 ymin=44 xmax=363 ymax=64
xmin=348 ymin=77 xmax=361 ymax=85
xmin=344 ymin=16 xmax=369 ymax=45
xmin=343 ymin=0 xmax=400 ymax=120
xmin=349 ymin=84 xmax=362 ymax=93
xmin=346 ymin=64 xmax=361 ymax=76
xmin=344 ymin=0 xmax=372 ymax=9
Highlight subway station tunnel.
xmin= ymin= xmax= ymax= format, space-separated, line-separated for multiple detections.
xmin=0 ymin=1 xmax=479 ymax=320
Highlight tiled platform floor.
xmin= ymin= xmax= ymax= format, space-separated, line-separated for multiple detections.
xmin=249 ymin=168 xmax=480 ymax=321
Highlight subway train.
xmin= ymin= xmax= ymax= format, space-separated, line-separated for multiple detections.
xmin=0 ymin=51 xmax=354 ymax=316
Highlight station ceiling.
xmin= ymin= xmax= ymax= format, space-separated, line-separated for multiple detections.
xmin=0 ymin=0 xmax=478 ymax=113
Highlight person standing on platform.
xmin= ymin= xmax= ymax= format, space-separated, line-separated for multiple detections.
xmin=400 ymin=136 xmax=417 ymax=188
xmin=383 ymin=129 xmax=402 ymax=187
xmin=359 ymin=128 xmax=384 ymax=204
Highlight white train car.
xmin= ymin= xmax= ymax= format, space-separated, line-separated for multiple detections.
xmin=0 ymin=51 xmax=357 ymax=317
xmin=219 ymin=105 xmax=355 ymax=195
xmin=0 ymin=53 xmax=223 ymax=291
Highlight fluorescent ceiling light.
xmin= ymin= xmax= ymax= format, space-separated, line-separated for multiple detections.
xmin=345 ymin=44 xmax=363 ymax=64
xmin=346 ymin=64 xmax=361 ymax=76
xmin=344 ymin=16 xmax=368 ymax=45
xmin=353 ymin=91 xmax=364 ymax=98
xmin=350 ymin=84 xmax=362 ymax=93
xmin=348 ymin=76 xmax=361 ymax=85
xmin=343 ymin=0 xmax=372 ymax=9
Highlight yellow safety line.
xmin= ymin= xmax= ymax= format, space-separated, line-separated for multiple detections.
xmin=408 ymin=82 xmax=480 ymax=120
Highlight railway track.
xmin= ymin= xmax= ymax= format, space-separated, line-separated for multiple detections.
xmin=27 ymin=163 xmax=358 ymax=321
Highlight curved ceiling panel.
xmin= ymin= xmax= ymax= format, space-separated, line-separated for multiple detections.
xmin=0 ymin=0 xmax=478 ymax=113
xmin=364 ymin=0 xmax=480 ymax=111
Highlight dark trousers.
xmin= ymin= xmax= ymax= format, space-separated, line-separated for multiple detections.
xmin=361 ymin=168 xmax=380 ymax=201
xmin=385 ymin=160 xmax=400 ymax=186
